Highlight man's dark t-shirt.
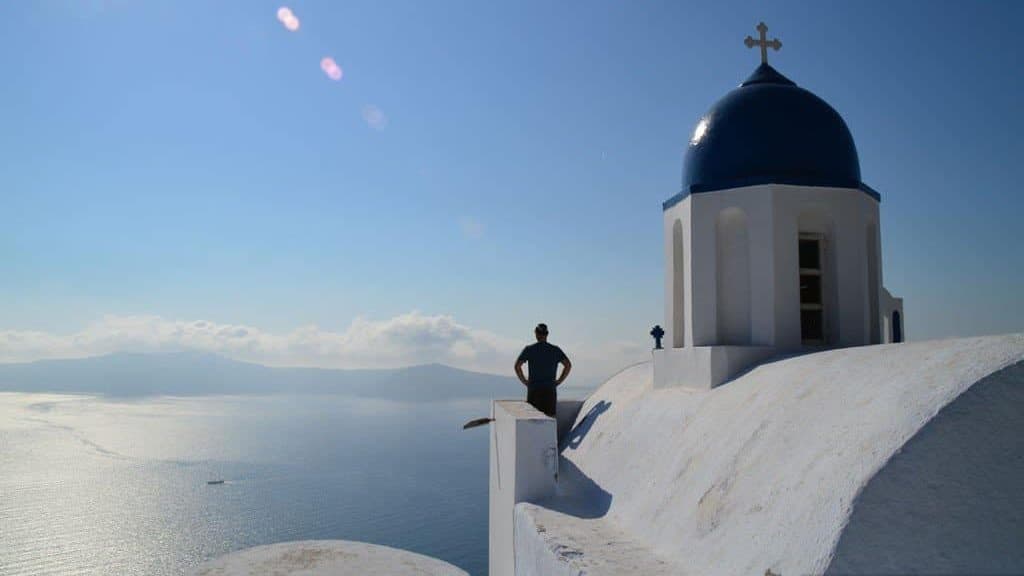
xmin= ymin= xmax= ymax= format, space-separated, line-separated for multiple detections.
xmin=517 ymin=342 xmax=568 ymax=388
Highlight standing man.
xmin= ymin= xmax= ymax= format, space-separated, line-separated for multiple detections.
xmin=514 ymin=323 xmax=571 ymax=417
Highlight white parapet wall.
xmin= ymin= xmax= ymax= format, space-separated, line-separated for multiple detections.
xmin=652 ymin=345 xmax=777 ymax=389
xmin=489 ymin=400 xmax=558 ymax=576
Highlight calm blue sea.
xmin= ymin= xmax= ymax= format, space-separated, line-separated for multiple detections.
xmin=0 ymin=393 xmax=493 ymax=575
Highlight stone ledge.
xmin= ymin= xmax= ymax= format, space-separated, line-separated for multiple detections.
xmin=653 ymin=345 xmax=777 ymax=389
xmin=514 ymin=502 xmax=682 ymax=576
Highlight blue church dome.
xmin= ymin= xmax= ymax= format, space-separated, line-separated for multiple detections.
xmin=680 ymin=64 xmax=876 ymax=200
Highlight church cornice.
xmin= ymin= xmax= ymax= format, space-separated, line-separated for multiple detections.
xmin=662 ymin=178 xmax=881 ymax=211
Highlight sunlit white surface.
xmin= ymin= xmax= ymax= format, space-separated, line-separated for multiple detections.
xmin=191 ymin=540 xmax=468 ymax=575
xmin=519 ymin=334 xmax=1024 ymax=575
xmin=690 ymin=117 xmax=709 ymax=145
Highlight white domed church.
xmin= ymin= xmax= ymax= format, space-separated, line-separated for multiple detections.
xmin=656 ymin=28 xmax=902 ymax=389
xmin=487 ymin=25 xmax=1024 ymax=576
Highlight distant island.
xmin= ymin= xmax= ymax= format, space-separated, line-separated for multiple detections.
xmin=0 ymin=351 xmax=522 ymax=400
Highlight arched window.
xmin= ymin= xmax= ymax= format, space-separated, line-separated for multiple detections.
xmin=892 ymin=310 xmax=903 ymax=343
xmin=716 ymin=208 xmax=751 ymax=345
xmin=672 ymin=220 xmax=686 ymax=348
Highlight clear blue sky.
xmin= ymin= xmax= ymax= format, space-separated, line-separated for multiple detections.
xmin=2 ymin=1 xmax=1022 ymax=375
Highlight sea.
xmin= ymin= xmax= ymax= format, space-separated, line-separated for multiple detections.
xmin=0 ymin=392 xmax=497 ymax=575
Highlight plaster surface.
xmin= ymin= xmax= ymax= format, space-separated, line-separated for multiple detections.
xmin=825 ymin=360 xmax=1024 ymax=574
xmin=522 ymin=334 xmax=1024 ymax=575
xmin=190 ymin=540 xmax=468 ymax=575
xmin=489 ymin=401 xmax=557 ymax=576
xmin=513 ymin=452 xmax=683 ymax=576
xmin=652 ymin=345 xmax=777 ymax=389
xmin=515 ymin=502 xmax=679 ymax=576
xmin=663 ymin=184 xmax=899 ymax=351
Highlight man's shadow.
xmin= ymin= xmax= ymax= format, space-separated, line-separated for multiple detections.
xmin=562 ymin=400 xmax=611 ymax=451
xmin=541 ymin=399 xmax=614 ymax=519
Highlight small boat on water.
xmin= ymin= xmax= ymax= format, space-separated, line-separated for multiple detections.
xmin=207 ymin=480 xmax=225 ymax=485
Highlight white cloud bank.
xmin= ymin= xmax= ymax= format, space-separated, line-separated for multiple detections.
xmin=0 ymin=313 xmax=648 ymax=386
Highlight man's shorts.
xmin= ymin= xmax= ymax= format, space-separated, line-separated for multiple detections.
xmin=526 ymin=385 xmax=557 ymax=417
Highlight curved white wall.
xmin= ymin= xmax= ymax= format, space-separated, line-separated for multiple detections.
xmin=826 ymin=360 xmax=1024 ymax=574
xmin=561 ymin=335 xmax=1024 ymax=575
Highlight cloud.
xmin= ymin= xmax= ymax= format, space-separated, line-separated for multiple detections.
xmin=361 ymin=104 xmax=387 ymax=130
xmin=0 ymin=313 xmax=516 ymax=373
xmin=320 ymin=57 xmax=343 ymax=81
xmin=0 ymin=313 xmax=650 ymax=386
xmin=276 ymin=7 xmax=300 ymax=32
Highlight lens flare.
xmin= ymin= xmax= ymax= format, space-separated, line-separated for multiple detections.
xmin=320 ymin=57 xmax=343 ymax=81
xmin=362 ymin=105 xmax=387 ymax=130
xmin=276 ymin=7 xmax=300 ymax=31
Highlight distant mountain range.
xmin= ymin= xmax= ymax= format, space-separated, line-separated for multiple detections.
xmin=0 ymin=352 xmax=523 ymax=400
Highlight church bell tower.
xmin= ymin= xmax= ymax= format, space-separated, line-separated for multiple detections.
xmin=654 ymin=23 xmax=904 ymax=389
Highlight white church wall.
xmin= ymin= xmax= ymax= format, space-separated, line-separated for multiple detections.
xmin=716 ymin=207 xmax=752 ymax=344
xmin=686 ymin=185 xmax=776 ymax=347
xmin=489 ymin=401 xmax=557 ymax=576
xmin=881 ymin=288 xmax=904 ymax=343
xmin=825 ymin=361 xmax=1024 ymax=574
xmin=745 ymin=190 xmax=777 ymax=346
xmin=833 ymin=198 xmax=862 ymax=346
xmin=689 ymin=195 xmax=719 ymax=346
xmin=671 ymin=219 xmax=686 ymax=348
xmin=771 ymin=185 xmax=881 ymax=349
xmin=560 ymin=335 xmax=1024 ymax=575
xmin=772 ymin=198 xmax=803 ymax=349
xmin=664 ymin=185 xmax=889 ymax=352
xmin=653 ymin=345 xmax=777 ymax=389
xmin=833 ymin=190 xmax=877 ymax=346
xmin=663 ymin=200 xmax=691 ymax=349
xmin=866 ymin=220 xmax=882 ymax=343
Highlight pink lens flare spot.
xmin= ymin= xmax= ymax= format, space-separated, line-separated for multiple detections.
xmin=276 ymin=7 xmax=300 ymax=31
xmin=320 ymin=57 xmax=343 ymax=81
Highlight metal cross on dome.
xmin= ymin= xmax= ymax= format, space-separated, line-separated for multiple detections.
xmin=744 ymin=22 xmax=782 ymax=65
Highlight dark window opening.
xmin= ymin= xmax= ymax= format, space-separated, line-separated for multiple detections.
xmin=800 ymin=275 xmax=822 ymax=305
xmin=799 ymin=236 xmax=825 ymax=344
xmin=801 ymin=310 xmax=823 ymax=342
xmin=799 ymin=239 xmax=820 ymax=270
